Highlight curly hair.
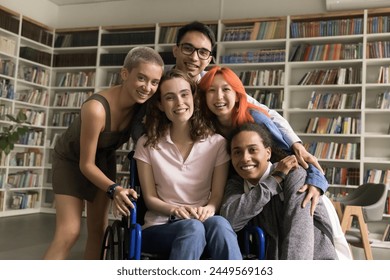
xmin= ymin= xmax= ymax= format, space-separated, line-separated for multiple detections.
xmin=144 ymin=69 xmax=214 ymax=148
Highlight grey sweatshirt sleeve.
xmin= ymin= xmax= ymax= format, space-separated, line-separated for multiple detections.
xmin=220 ymin=173 xmax=282 ymax=232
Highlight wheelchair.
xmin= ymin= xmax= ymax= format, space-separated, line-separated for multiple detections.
xmin=100 ymin=151 xmax=266 ymax=260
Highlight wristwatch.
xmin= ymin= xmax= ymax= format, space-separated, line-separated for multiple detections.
xmin=106 ymin=183 xmax=119 ymax=200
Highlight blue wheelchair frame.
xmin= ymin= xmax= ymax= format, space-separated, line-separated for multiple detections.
xmin=100 ymin=151 xmax=266 ymax=260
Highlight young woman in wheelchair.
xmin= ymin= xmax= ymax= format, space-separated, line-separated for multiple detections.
xmin=133 ymin=69 xmax=242 ymax=260
xmin=221 ymin=123 xmax=338 ymax=259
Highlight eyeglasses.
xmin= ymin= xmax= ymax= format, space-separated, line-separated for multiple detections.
xmin=179 ymin=43 xmax=212 ymax=60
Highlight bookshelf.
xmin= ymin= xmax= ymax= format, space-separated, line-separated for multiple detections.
xmin=0 ymin=6 xmax=52 ymax=217
xmin=0 ymin=5 xmax=389 ymax=233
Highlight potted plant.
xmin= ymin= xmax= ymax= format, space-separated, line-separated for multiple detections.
xmin=0 ymin=111 xmax=29 ymax=156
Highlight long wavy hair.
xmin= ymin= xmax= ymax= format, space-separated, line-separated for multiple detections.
xmin=198 ymin=66 xmax=270 ymax=130
xmin=144 ymin=69 xmax=213 ymax=148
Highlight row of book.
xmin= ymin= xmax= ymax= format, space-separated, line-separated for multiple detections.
xmin=289 ymin=43 xmax=363 ymax=61
xmin=100 ymin=53 xmax=127 ymax=66
xmin=18 ymin=66 xmax=50 ymax=86
xmin=364 ymin=169 xmax=390 ymax=187
xmin=101 ymin=30 xmax=155 ymax=46
xmin=0 ymin=9 xmax=19 ymax=34
xmin=116 ymin=154 xmax=130 ymax=172
xmin=222 ymin=21 xmax=286 ymax=41
xmin=7 ymin=171 xmax=41 ymax=189
xmin=304 ymin=141 xmax=360 ymax=160
xmin=385 ymin=200 xmax=390 ymax=217
xmin=0 ymin=58 xmax=15 ymax=77
xmin=367 ymin=41 xmax=390 ymax=59
xmin=324 ymin=167 xmax=360 ymax=186
xmin=0 ymin=35 xmax=16 ymax=56
xmin=21 ymin=20 xmax=53 ymax=47
xmin=106 ymin=71 xmax=122 ymax=87
xmin=290 ymin=17 xmax=363 ymax=38
xmin=19 ymin=46 xmax=51 ymax=67
xmin=158 ymin=26 xmax=180 ymax=44
xmin=307 ymin=91 xmax=361 ymax=110
xmin=56 ymin=71 xmax=96 ymax=88
xmin=0 ymin=78 xmax=14 ymax=99
xmin=52 ymin=91 xmax=92 ymax=108
xmin=376 ymin=66 xmax=390 ymax=84
xmin=9 ymin=149 xmax=43 ymax=167
xmin=51 ymin=111 xmax=79 ymax=127
xmin=367 ymin=16 xmax=390 ymax=34
xmin=158 ymin=24 xmax=218 ymax=44
xmin=222 ymin=25 xmax=253 ymax=42
xmin=220 ymin=49 xmax=286 ymax=64
xmin=237 ymin=69 xmax=284 ymax=86
xmin=116 ymin=175 xmax=129 ymax=189
xmin=305 ymin=116 xmax=361 ymax=135
xmin=298 ymin=67 xmax=362 ymax=85
xmin=15 ymin=89 xmax=49 ymax=106
xmin=247 ymin=89 xmax=283 ymax=109
xmin=0 ymin=191 xmax=3 ymax=210
xmin=0 ymin=104 xmax=12 ymax=120
xmin=20 ymin=108 xmax=46 ymax=127
xmin=49 ymin=133 xmax=61 ymax=148
xmin=17 ymin=129 xmax=44 ymax=146
xmin=55 ymin=30 xmax=99 ymax=48
xmin=9 ymin=191 xmax=39 ymax=210
xmin=53 ymin=52 xmax=97 ymax=67
xmin=376 ymin=90 xmax=390 ymax=109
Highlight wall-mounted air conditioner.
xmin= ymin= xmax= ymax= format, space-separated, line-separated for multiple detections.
xmin=326 ymin=0 xmax=390 ymax=11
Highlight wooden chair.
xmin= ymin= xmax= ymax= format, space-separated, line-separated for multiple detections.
xmin=332 ymin=183 xmax=387 ymax=260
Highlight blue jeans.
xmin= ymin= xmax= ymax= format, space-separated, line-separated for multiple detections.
xmin=142 ymin=215 xmax=242 ymax=260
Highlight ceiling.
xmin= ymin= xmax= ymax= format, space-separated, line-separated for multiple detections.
xmin=48 ymin=0 xmax=125 ymax=6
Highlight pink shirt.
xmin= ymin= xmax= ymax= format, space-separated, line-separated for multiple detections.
xmin=134 ymin=131 xmax=230 ymax=228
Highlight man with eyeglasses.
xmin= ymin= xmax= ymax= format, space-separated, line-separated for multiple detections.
xmin=171 ymin=21 xmax=215 ymax=83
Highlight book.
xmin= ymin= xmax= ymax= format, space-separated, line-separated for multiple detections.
xmin=382 ymin=224 xmax=390 ymax=242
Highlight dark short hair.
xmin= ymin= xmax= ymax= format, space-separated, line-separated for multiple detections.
xmin=227 ymin=122 xmax=289 ymax=163
xmin=176 ymin=21 xmax=216 ymax=48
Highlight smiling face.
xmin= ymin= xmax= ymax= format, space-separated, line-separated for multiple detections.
xmin=158 ymin=77 xmax=194 ymax=125
xmin=121 ymin=61 xmax=163 ymax=104
xmin=205 ymin=73 xmax=237 ymax=124
xmin=173 ymin=31 xmax=213 ymax=81
xmin=230 ymin=130 xmax=271 ymax=185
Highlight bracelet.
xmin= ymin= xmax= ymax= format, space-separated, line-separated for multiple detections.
xmin=106 ymin=183 xmax=119 ymax=200
xmin=271 ymin=170 xmax=287 ymax=182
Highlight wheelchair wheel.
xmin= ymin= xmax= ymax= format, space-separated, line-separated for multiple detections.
xmin=111 ymin=220 xmax=125 ymax=259
xmin=100 ymin=225 xmax=115 ymax=260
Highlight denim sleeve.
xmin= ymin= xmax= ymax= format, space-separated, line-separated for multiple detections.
xmin=304 ymin=164 xmax=329 ymax=194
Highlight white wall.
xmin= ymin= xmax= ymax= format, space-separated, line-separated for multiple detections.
xmin=54 ymin=0 xmax=327 ymax=28
xmin=1 ymin=0 xmax=328 ymax=28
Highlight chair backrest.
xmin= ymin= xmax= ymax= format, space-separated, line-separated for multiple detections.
xmin=338 ymin=183 xmax=388 ymax=222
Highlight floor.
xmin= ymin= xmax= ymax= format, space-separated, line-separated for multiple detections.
xmin=0 ymin=213 xmax=389 ymax=260
xmin=0 ymin=213 xmax=87 ymax=260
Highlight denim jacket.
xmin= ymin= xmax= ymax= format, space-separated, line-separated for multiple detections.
xmin=250 ymin=110 xmax=329 ymax=193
